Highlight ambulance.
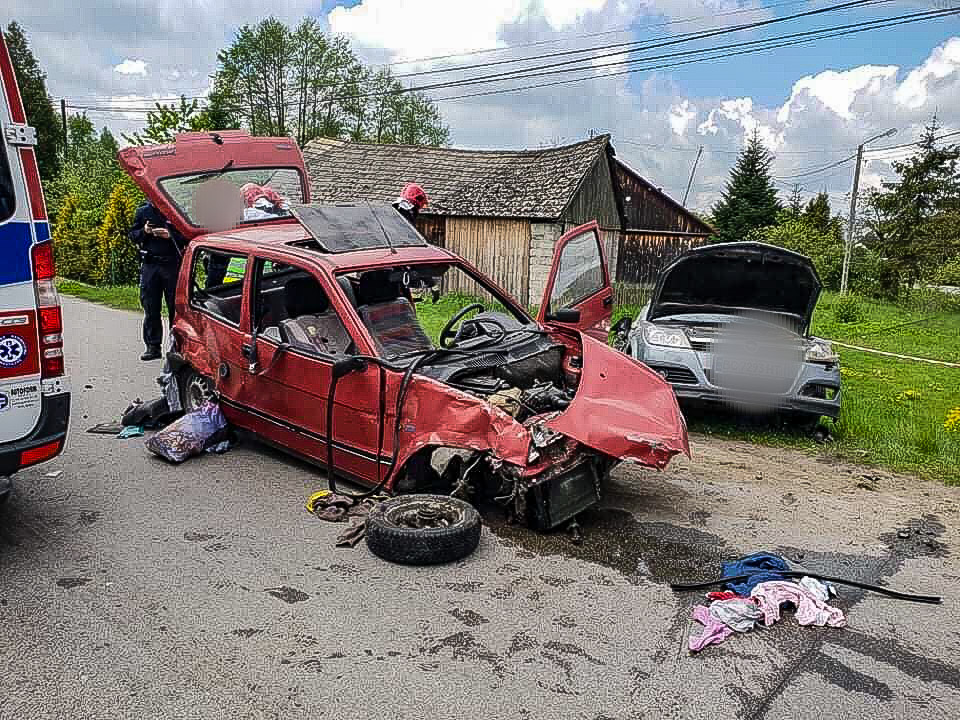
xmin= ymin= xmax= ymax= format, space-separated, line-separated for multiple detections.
xmin=0 ymin=32 xmax=69 ymax=504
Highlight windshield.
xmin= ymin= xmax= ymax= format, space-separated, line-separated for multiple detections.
xmin=338 ymin=262 xmax=532 ymax=360
xmin=158 ymin=167 xmax=305 ymax=228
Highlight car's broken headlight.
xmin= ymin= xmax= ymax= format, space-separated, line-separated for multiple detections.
xmin=804 ymin=338 xmax=838 ymax=363
xmin=643 ymin=323 xmax=691 ymax=349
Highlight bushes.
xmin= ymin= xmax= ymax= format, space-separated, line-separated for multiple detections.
xmin=833 ymin=293 xmax=864 ymax=324
xmin=95 ymin=176 xmax=143 ymax=285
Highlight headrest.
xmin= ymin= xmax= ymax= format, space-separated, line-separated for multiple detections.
xmin=338 ymin=276 xmax=358 ymax=307
xmin=357 ymin=270 xmax=401 ymax=306
xmin=285 ymin=275 xmax=328 ymax=318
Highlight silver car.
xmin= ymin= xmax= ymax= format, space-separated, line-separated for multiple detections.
xmin=614 ymin=242 xmax=841 ymax=422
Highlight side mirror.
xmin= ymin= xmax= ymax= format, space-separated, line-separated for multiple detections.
xmin=546 ymin=308 xmax=581 ymax=324
xmin=332 ymin=356 xmax=366 ymax=380
xmin=612 ymin=316 xmax=632 ymax=334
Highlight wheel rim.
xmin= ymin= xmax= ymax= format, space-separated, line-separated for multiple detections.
xmin=185 ymin=373 xmax=214 ymax=411
xmin=384 ymin=498 xmax=465 ymax=529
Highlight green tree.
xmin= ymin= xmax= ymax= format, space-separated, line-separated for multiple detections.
xmin=122 ymin=96 xmax=214 ymax=145
xmin=48 ymin=113 xmax=125 ymax=279
xmin=803 ymin=192 xmax=834 ymax=234
xmin=4 ymin=21 xmax=61 ymax=183
xmin=210 ymin=17 xmax=448 ymax=147
xmin=711 ymin=130 xmax=782 ymax=242
xmin=865 ymin=116 xmax=960 ymax=296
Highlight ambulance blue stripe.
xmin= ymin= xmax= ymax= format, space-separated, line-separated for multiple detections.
xmin=0 ymin=222 xmax=33 ymax=286
xmin=35 ymin=221 xmax=49 ymax=242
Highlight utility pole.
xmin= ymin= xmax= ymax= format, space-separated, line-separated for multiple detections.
xmin=60 ymin=98 xmax=68 ymax=159
xmin=840 ymin=127 xmax=897 ymax=294
xmin=682 ymin=145 xmax=703 ymax=208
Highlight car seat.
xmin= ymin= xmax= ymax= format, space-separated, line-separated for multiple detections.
xmin=359 ymin=298 xmax=433 ymax=357
xmin=279 ymin=275 xmax=353 ymax=356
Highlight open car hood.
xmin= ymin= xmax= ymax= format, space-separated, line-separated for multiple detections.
xmin=546 ymin=334 xmax=689 ymax=468
xmin=117 ymin=131 xmax=309 ymax=240
xmin=648 ymin=242 xmax=822 ymax=333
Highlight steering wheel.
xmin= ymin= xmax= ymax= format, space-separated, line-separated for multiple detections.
xmin=439 ymin=303 xmax=485 ymax=349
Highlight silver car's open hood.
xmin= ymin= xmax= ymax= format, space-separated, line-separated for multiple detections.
xmin=648 ymin=242 xmax=822 ymax=334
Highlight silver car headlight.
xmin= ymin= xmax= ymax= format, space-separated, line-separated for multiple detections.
xmin=643 ymin=323 xmax=691 ymax=349
xmin=804 ymin=338 xmax=838 ymax=363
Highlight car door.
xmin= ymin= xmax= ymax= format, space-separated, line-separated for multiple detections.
xmin=236 ymin=257 xmax=384 ymax=484
xmin=537 ymin=221 xmax=613 ymax=341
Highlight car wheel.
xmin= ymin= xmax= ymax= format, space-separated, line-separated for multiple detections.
xmin=179 ymin=367 xmax=216 ymax=413
xmin=365 ymin=494 xmax=481 ymax=565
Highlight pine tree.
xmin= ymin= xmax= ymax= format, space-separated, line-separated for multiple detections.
xmin=803 ymin=192 xmax=832 ymax=234
xmin=4 ymin=22 xmax=62 ymax=183
xmin=711 ymin=130 xmax=782 ymax=242
xmin=866 ymin=115 xmax=960 ymax=294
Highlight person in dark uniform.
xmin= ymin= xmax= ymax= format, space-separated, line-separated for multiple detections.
xmin=128 ymin=200 xmax=188 ymax=361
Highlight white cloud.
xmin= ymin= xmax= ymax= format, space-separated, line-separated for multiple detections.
xmin=895 ymin=37 xmax=960 ymax=109
xmin=668 ymin=100 xmax=695 ymax=136
xmin=778 ymin=65 xmax=897 ymax=122
xmin=113 ymin=58 xmax=147 ymax=75
xmin=330 ymin=0 xmax=615 ymax=59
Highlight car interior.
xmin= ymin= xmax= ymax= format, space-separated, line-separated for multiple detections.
xmin=248 ymin=263 xmax=433 ymax=359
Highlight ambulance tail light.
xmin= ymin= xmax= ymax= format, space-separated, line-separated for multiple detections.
xmin=31 ymin=241 xmax=64 ymax=378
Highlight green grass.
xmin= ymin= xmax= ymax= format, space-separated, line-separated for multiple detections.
xmin=59 ymin=278 xmax=960 ymax=484
xmin=57 ymin=279 xmax=142 ymax=312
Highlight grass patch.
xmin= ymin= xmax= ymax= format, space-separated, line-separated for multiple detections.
xmin=59 ymin=279 xmax=960 ymax=483
xmin=57 ymin=278 xmax=142 ymax=312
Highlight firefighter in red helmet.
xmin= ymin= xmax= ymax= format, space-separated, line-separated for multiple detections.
xmin=393 ymin=182 xmax=428 ymax=225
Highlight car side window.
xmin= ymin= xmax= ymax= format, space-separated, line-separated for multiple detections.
xmin=550 ymin=230 xmax=605 ymax=310
xmin=253 ymin=259 xmax=354 ymax=357
xmin=190 ymin=248 xmax=247 ymax=325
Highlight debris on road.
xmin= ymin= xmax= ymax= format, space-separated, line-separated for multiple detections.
xmin=305 ymin=489 xmax=386 ymax=547
xmin=365 ymin=494 xmax=481 ymax=565
xmin=43 ymin=470 xmax=63 ymax=479
xmin=86 ymin=422 xmax=124 ymax=435
xmin=145 ymin=402 xmax=228 ymax=464
xmin=677 ymin=550 xmax=942 ymax=653
xmin=117 ymin=425 xmax=144 ymax=439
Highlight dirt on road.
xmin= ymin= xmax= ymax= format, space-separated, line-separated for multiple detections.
xmin=1 ymin=298 xmax=958 ymax=720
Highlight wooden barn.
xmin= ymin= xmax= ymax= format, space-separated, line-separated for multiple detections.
xmin=301 ymin=134 xmax=712 ymax=306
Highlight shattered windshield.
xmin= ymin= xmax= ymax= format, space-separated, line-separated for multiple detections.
xmin=338 ymin=263 xmax=531 ymax=360
xmin=158 ymin=168 xmax=305 ymax=228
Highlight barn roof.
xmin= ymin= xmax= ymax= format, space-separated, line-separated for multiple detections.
xmin=301 ymin=134 xmax=612 ymax=220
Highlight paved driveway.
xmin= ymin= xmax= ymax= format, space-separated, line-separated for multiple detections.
xmin=1 ymin=297 xmax=958 ymax=719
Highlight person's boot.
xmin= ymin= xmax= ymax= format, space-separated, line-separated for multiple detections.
xmin=140 ymin=346 xmax=161 ymax=361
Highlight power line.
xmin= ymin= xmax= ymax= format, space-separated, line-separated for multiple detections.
xmin=63 ymin=5 xmax=958 ymax=116
xmin=385 ymin=0 xmax=826 ymax=67
xmin=392 ymin=0 xmax=891 ymax=79
xmin=418 ymin=8 xmax=959 ymax=105
xmin=375 ymin=1 xmax=893 ymax=94
xmin=65 ymin=0 xmax=893 ymax=111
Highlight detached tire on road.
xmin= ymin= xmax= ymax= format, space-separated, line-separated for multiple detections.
xmin=365 ymin=494 xmax=481 ymax=565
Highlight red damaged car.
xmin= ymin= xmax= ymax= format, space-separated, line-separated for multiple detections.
xmin=119 ymin=131 xmax=688 ymax=536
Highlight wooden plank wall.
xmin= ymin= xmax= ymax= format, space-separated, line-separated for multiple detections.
xmin=416 ymin=215 xmax=446 ymax=248
xmin=614 ymin=163 xmax=713 ymax=235
xmin=444 ymin=217 xmax=531 ymax=301
xmin=561 ymin=154 xmax=621 ymax=228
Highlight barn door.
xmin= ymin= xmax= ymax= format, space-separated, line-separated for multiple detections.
xmin=537 ymin=221 xmax=612 ymax=341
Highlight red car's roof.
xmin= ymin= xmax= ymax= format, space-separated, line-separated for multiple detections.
xmin=198 ymin=221 xmax=455 ymax=271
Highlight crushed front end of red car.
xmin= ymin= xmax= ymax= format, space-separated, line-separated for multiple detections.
xmin=385 ymin=322 xmax=689 ymax=530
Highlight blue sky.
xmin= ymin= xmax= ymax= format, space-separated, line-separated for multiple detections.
xmin=5 ymin=1 xmax=960 ymax=210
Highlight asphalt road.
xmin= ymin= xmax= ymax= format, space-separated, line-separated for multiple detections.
xmin=1 ymin=297 xmax=959 ymax=719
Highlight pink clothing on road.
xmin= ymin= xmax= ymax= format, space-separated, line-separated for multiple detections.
xmin=750 ymin=581 xmax=846 ymax=627
xmin=689 ymin=605 xmax=735 ymax=652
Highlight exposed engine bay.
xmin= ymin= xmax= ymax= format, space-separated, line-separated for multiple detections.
xmin=412 ymin=310 xmax=612 ymax=531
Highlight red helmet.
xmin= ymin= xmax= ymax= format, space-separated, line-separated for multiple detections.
xmin=399 ymin=183 xmax=428 ymax=210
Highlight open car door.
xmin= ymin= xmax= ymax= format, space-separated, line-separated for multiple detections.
xmin=537 ymin=221 xmax=613 ymax=341
xmin=117 ymin=131 xmax=310 ymax=241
